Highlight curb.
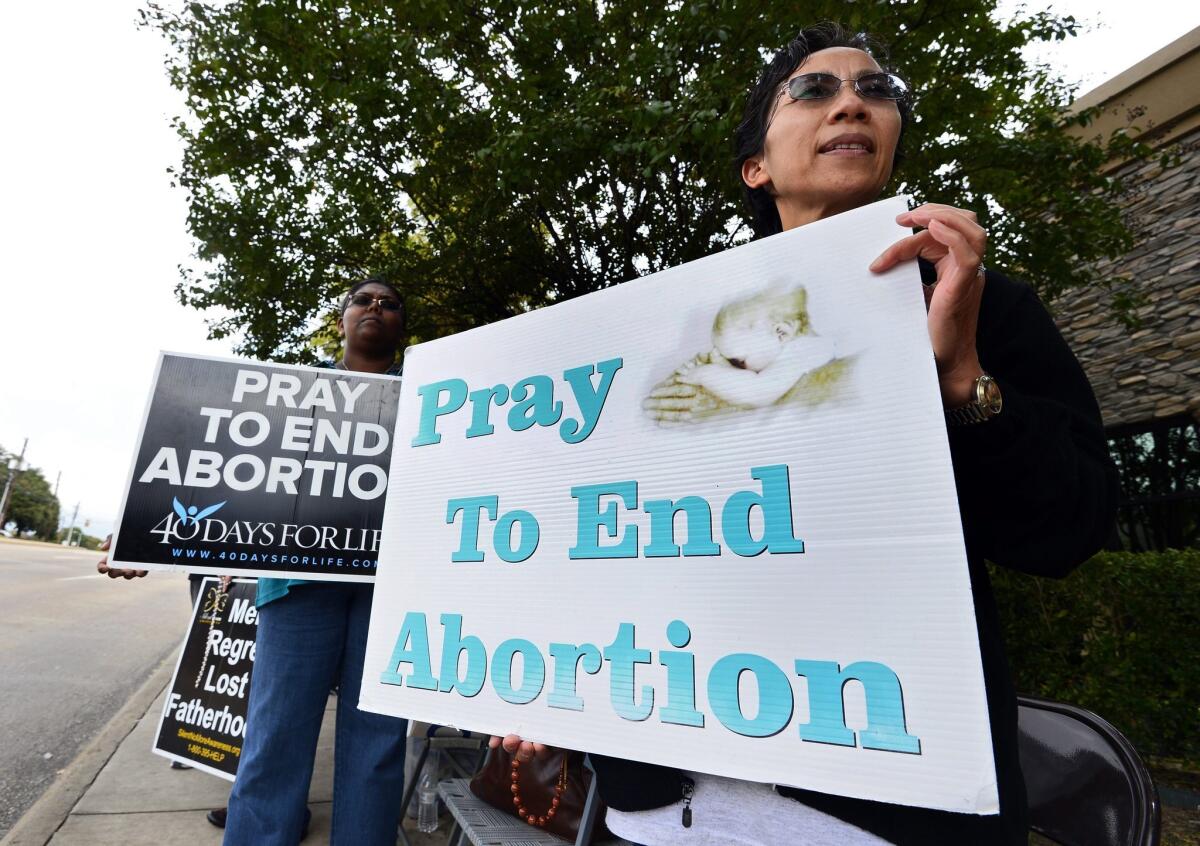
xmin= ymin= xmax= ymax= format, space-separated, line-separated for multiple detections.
xmin=0 ymin=656 xmax=175 ymax=846
xmin=0 ymin=538 xmax=95 ymax=552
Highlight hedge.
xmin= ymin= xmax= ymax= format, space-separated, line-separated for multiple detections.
xmin=990 ymin=548 xmax=1200 ymax=764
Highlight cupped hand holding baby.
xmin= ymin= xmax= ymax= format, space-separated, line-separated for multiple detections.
xmin=642 ymin=352 xmax=722 ymax=425
xmin=644 ymin=201 xmax=986 ymax=423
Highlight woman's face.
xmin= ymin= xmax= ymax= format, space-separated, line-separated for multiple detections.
xmin=742 ymin=47 xmax=902 ymax=228
xmin=338 ymin=281 xmax=405 ymax=354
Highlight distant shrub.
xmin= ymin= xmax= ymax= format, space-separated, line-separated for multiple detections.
xmin=991 ymin=548 xmax=1200 ymax=764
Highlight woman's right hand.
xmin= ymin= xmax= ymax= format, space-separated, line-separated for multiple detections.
xmin=96 ymin=535 xmax=148 ymax=580
xmin=488 ymin=734 xmax=558 ymax=762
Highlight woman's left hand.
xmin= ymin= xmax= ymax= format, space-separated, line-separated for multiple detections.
xmin=96 ymin=534 xmax=148 ymax=580
xmin=870 ymin=203 xmax=987 ymax=407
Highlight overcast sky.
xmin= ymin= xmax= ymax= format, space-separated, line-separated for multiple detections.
xmin=1 ymin=1 xmax=1198 ymax=541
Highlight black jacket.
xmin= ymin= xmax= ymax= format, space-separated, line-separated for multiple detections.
xmin=591 ymin=265 xmax=1118 ymax=845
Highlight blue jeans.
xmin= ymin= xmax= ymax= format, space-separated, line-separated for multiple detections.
xmin=225 ymin=582 xmax=408 ymax=846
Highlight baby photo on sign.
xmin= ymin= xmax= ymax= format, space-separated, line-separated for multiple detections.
xmin=643 ymin=284 xmax=855 ymax=426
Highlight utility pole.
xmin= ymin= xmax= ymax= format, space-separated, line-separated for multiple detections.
xmin=52 ymin=470 xmax=61 ymax=498
xmin=64 ymin=502 xmax=80 ymax=546
xmin=0 ymin=437 xmax=28 ymax=532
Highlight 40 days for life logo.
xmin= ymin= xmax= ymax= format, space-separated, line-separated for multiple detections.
xmin=145 ymin=495 xmax=233 ymax=543
xmin=149 ymin=493 xmax=383 ymax=553
xmin=173 ymin=496 xmax=226 ymax=526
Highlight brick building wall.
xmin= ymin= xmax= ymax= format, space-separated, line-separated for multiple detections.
xmin=1052 ymin=127 xmax=1200 ymax=429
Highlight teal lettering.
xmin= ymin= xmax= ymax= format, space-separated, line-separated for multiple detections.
xmin=569 ymin=481 xmax=639 ymax=559
xmin=560 ymin=358 xmax=622 ymax=444
xmin=722 ymin=464 xmax=806 ymax=557
xmin=465 ymin=384 xmax=510 ymax=438
xmin=379 ymin=612 xmax=437 ymax=690
xmin=507 ymin=375 xmax=563 ymax=432
xmin=709 ymin=653 xmax=794 ymax=738
xmin=643 ymin=495 xmax=721 ymax=558
xmin=446 ymin=495 xmax=498 ymax=562
xmin=492 ymin=639 xmax=546 ymax=704
xmin=412 ymin=379 xmax=468 ymax=447
xmin=660 ymin=620 xmax=704 ymax=727
xmin=604 ymin=622 xmax=654 ymax=721
xmin=794 ymin=660 xmax=921 ymax=753
xmin=495 ymin=509 xmax=540 ymax=563
xmin=438 ymin=613 xmax=486 ymax=697
xmin=547 ymin=642 xmax=602 ymax=711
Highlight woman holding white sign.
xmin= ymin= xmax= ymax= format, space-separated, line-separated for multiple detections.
xmin=497 ymin=22 xmax=1116 ymax=846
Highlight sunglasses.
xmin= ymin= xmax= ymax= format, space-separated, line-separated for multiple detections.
xmin=782 ymin=72 xmax=909 ymax=102
xmin=347 ymin=293 xmax=402 ymax=312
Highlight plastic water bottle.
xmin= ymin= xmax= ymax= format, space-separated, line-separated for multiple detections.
xmin=416 ymin=752 xmax=440 ymax=834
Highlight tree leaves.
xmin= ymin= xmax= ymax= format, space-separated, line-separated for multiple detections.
xmin=143 ymin=0 xmax=1152 ymax=362
xmin=0 ymin=448 xmax=60 ymax=540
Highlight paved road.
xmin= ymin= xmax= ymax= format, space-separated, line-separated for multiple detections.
xmin=0 ymin=539 xmax=191 ymax=837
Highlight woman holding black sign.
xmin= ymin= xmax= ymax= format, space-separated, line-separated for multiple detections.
xmin=101 ymin=279 xmax=411 ymax=843
xmin=495 ymin=22 xmax=1116 ymax=846
xmin=221 ymin=279 xmax=409 ymax=846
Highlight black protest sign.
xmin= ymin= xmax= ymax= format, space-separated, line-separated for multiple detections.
xmin=111 ymin=352 xmax=400 ymax=580
xmin=154 ymin=578 xmax=258 ymax=779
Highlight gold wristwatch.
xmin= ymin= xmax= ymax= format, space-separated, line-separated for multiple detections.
xmin=945 ymin=373 xmax=1003 ymax=426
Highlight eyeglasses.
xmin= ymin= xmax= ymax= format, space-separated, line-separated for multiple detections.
xmin=781 ymin=72 xmax=909 ymax=102
xmin=347 ymin=293 xmax=402 ymax=312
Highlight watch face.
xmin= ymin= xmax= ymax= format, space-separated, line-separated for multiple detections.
xmin=980 ymin=377 xmax=1003 ymax=414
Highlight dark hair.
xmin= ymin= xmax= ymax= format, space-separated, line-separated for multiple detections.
xmin=733 ymin=22 xmax=912 ymax=238
xmin=340 ymin=276 xmax=407 ymax=338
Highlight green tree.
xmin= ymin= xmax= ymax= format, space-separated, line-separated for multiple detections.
xmin=144 ymin=0 xmax=1152 ymax=360
xmin=0 ymin=448 xmax=61 ymax=540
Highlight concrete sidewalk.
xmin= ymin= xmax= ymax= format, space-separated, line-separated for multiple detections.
xmin=1 ymin=661 xmax=447 ymax=846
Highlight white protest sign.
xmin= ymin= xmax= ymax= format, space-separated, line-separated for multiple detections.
xmin=359 ymin=197 xmax=998 ymax=814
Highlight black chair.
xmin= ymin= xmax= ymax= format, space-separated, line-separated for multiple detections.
xmin=1018 ymin=694 xmax=1161 ymax=846
xmin=437 ymin=755 xmax=623 ymax=846
xmin=436 ymin=696 xmax=1161 ymax=846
